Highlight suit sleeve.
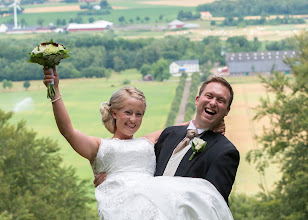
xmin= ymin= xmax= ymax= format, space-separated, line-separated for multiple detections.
xmin=154 ymin=126 xmax=173 ymax=161
xmin=205 ymin=147 xmax=240 ymax=204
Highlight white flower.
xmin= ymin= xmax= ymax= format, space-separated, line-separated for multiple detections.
xmin=192 ymin=138 xmax=206 ymax=150
xmin=31 ymin=45 xmax=46 ymax=54
xmin=44 ymin=44 xmax=64 ymax=55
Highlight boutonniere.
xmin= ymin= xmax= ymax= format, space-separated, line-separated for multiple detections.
xmin=189 ymin=138 xmax=207 ymax=161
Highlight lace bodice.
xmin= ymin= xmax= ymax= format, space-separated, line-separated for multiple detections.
xmin=92 ymin=137 xmax=156 ymax=177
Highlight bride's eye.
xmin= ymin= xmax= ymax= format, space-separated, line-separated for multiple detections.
xmin=124 ymin=111 xmax=132 ymax=115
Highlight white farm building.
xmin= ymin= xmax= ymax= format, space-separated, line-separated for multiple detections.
xmin=66 ymin=20 xmax=113 ymax=32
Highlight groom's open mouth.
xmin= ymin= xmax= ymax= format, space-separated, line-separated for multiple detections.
xmin=205 ymin=108 xmax=216 ymax=116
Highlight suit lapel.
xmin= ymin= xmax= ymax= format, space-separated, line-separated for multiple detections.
xmin=155 ymin=127 xmax=187 ymax=175
xmin=175 ymin=130 xmax=218 ymax=176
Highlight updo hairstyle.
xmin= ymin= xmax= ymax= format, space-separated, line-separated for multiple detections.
xmin=100 ymin=86 xmax=146 ymax=134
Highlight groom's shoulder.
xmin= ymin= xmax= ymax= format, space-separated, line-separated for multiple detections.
xmin=210 ymin=131 xmax=238 ymax=151
xmin=163 ymin=125 xmax=187 ymax=133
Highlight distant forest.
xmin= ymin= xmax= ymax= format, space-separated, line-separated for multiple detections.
xmin=0 ymin=35 xmax=294 ymax=82
xmin=197 ymin=0 xmax=308 ymax=17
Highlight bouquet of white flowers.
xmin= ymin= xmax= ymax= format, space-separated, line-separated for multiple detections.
xmin=28 ymin=39 xmax=70 ymax=99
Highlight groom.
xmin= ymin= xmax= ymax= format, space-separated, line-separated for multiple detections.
xmin=154 ymin=76 xmax=239 ymax=204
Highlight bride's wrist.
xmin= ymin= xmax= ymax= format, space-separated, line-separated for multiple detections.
xmin=51 ymin=94 xmax=62 ymax=103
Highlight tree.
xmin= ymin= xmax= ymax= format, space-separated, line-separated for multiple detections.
xmin=2 ymin=79 xmax=13 ymax=89
xmin=23 ymin=81 xmax=30 ymax=90
xmin=37 ymin=17 xmax=44 ymax=26
xmin=246 ymin=31 xmax=308 ymax=219
xmin=100 ymin=0 xmax=109 ymax=9
xmin=144 ymin=16 xmax=150 ymax=22
xmin=140 ymin=64 xmax=152 ymax=77
xmin=0 ymin=109 xmax=97 ymax=219
xmin=151 ymin=58 xmax=170 ymax=81
xmin=118 ymin=16 xmax=126 ymax=24
xmin=89 ymin=17 xmax=95 ymax=23
xmin=20 ymin=18 xmax=27 ymax=27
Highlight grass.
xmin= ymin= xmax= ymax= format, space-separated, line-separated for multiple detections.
xmin=0 ymin=1 xmax=194 ymax=26
xmin=1 ymin=72 xmax=281 ymax=197
xmin=0 ymin=69 xmax=177 ymax=181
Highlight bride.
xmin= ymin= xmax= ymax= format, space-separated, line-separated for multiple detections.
xmin=43 ymin=67 xmax=233 ymax=220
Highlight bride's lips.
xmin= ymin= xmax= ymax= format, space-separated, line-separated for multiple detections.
xmin=126 ymin=123 xmax=136 ymax=129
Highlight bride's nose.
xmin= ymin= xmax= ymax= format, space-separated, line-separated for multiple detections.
xmin=129 ymin=114 xmax=136 ymax=122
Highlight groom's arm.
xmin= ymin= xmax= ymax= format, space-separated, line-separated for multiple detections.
xmin=154 ymin=126 xmax=176 ymax=161
xmin=93 ymin=173 xmax=107 ymax=187
xmin=205 ymin=147 xmax=239 ymax=204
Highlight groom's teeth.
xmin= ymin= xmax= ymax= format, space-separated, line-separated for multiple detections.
xmin=205 ymin=108 xmax=216 ymax=115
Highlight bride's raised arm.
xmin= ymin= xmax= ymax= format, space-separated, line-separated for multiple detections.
xmin=43 ymin=67 xmax=100 ymax=162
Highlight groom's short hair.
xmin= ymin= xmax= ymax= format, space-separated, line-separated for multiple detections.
xmin=199 ymin=76 xmax=234 ymax=109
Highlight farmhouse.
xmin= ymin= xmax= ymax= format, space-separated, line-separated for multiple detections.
xmin=200 ymin=11 xmax=212 ymax=20
xmin=0 ymin=23 xmax=11 ymax=33
xmin=226 ymin=50 xmax=296 ymax=75
xmin=168 ymin=19 xmax=184 ymax=29
xmin=66 ymin=20 xmax=113 ymax=32
xmin=169 ymin=60 xmax=199 ymax=75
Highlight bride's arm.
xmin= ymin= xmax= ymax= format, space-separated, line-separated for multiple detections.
xmin=44 ymin=67 xmax=100 ymax=162
xmin=144 ymin=121 xmax=190 ymax=144
xmin=144 ymin=120 xmax=225 ymax=145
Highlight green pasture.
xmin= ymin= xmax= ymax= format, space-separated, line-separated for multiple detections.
xmin=0 ymin=72 xmax=283 ymax=206
xmin=0 ymin=69 xmax=178 ymax=209
xmin=0 ymin=1 xmax=195 ymax=26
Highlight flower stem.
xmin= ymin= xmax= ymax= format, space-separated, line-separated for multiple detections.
xmin=189 ymin=152 xmax=196 ymax=161
xmin=47 ymin=84 xmax=56 ymax=99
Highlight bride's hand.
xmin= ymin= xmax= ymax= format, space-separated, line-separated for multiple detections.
xmin=43 ymin=66 xmax=59 ymax=88
xmin=94 ymin=172 xmax=107 ymax=187
xmin=212 ymin=120 xmax=226 ymax=135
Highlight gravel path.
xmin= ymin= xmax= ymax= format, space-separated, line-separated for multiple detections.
xmin=175 ymin=78 xmax=191 ymax=124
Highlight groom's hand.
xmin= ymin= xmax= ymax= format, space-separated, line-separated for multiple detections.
xmin=93 ymin=172 xmax=107 ymax=187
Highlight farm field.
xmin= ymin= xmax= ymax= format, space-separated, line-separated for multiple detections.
xmin=0 ymin=0 xmax=306 ymax=41
xmin=0 ymin=72 xmax=280 ymax=200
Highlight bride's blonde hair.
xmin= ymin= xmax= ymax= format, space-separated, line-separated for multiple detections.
xmin=100 ymin=86 xmax=146 ymax=134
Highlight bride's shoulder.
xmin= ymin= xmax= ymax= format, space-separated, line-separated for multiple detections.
xmin=138 ymin=137 xmax=155 ymax=147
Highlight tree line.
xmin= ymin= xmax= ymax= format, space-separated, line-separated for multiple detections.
xmin=221 ymin=15 xmax=305 ymax=27
xmin=229 ymin=31 xmax=308 ymax=220
xmin=197 ymin=0 xmax=308 ymax=17
xmin=0 ymin=35 xmax=294 ymax=83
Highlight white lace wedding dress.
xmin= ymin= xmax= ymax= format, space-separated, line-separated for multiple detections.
xmin=91 ymin=137 xmax=233 ymax=220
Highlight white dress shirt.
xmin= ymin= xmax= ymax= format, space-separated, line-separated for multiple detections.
xmin=163 ymin=121 xmax=208 ymax=176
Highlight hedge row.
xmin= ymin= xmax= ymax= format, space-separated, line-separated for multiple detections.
xmin=165 ymin=73 xmax=187 ymax=127
xmin=184 ymin=72 xmax=202 ymax=122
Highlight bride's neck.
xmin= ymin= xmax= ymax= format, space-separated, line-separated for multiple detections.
xmin=112 ymin=134 xmax=134 ymax=140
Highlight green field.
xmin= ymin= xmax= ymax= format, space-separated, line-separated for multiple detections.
xmin=0 ymin=71 xmax=281 ymax=200
xmin=0 ymin=1 xmax=193 ymax=26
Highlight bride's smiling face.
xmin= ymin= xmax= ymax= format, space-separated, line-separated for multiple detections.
xmin=112 ymin=97 xmax=145 ymax=140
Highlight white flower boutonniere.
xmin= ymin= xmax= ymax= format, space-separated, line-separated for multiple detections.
xmin=189 ymin=138 xmax=207 ymax=161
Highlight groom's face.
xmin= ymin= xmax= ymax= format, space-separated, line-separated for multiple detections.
xmin=195 ymin=82 xmax=230 ymax=129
